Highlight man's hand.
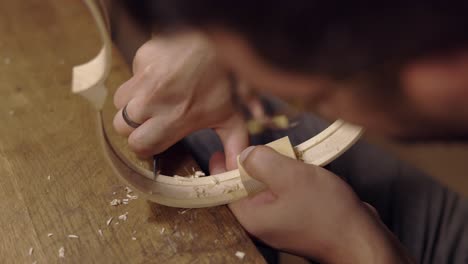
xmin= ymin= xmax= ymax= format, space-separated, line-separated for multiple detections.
xmin=210 ymin=147 xmax=414 ymax=264
xmin=113 ymin=33 xmax=248 ymax=168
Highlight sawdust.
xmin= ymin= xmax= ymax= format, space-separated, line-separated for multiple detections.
xmin=58 ymin=247 xmax=65 ymax=258
xmin=118 ymin=212 xmax=128 ymax=221
xmin=110 ymin=199 xmax=121 ymax=206
xmin=178 ymin=208 xmax=192 ymax=215
xmin=67 ymin=234 xmax=79 ymax=239
xmin=28 ymin=247 xmax=33 ymax=256
xmin=193 ymin=171 xmax=205 ymax=178
xmin=235 ymin=251 xmax=245 ymax=260
xmin=126 ymin=194 xmax=138 ymax=200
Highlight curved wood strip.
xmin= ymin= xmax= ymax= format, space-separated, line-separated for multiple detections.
xmin=295 ymin=120 xmax=363 ymax=166
xmin=74 ymin=1 xmax=363 ymax=208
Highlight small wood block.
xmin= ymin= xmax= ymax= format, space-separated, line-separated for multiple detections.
xmin=237 ymin=136 xmax=297 ymax=195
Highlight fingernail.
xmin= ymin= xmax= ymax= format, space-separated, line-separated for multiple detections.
xmin=240 ymin=146 xmax=256 ymax=163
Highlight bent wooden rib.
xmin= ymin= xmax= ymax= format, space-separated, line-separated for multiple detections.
xmin=73 ymin=0 xmax=363 ymax=208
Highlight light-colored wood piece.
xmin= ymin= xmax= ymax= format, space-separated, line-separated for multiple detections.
xmin=0 ymin=0 xmax=265 ymax=262
xmin=72 ymin=0 xmax=111 ymax=109
xmin=73 ymin=0 xmax=363 ymax=208
xmin=238 ymin=137 xmax=297 ymax=195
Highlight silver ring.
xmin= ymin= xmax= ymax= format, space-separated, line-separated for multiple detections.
xmin=122 ymin=104 xmax=141 ymax=128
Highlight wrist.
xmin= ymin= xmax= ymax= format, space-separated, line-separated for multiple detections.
xmin=321 ymin=206 xmax=414 ymax=264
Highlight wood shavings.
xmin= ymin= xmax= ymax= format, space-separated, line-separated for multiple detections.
xmin=235 ymin=251 xmax=245 ymax=260
xmin=28 ymin=247 xmax=33 ymax=255
xmin=126 ymin=194 xmax=138 ymax=200
xmin=47 ymin=175 xmax=51 ymax=180
xmin=192 ymin=171 xmax=205 ymax=178
xmin=178 ymin=208 xmax=192 ymax=215
xmin=124 ymin=187 xmax=133 ymax=194
xmin=67 ymin=234 xmax=79 ymax=239
xmin=131 ymin=237 xmax=137 ymax=241
xmin=122 ymin=198 xmax=129 ymax=204
xmin=58 ymin=247 xmax=65 ymax=258
xmin=106 ymin=217 xmax=113 ymax=226
xmin=98 ymin=229 xmax=103 ymax=236
xmin=118 ymin=212 xmax=128 ymax=221
xmin=176 ymin=169 xmax=205 ymax=179
xmin=272 ymin=115 xmax=289 ymax=129
xmin=160 ymin=227 xmax=165 ymax=235
xmin=112 ymin=191 xmax=117 ymax=195
xmin=47 ymin=233 xmax=53 ymax=237
xmin=110 ymin=199 xmax=121 ymax=206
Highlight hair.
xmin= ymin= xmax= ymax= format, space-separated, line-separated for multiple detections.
xmin=118 ymin=1 xmax=468 ymax=87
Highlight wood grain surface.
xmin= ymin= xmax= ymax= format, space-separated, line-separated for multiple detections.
xmin=0 ymin=1 xmax=264 ymax=263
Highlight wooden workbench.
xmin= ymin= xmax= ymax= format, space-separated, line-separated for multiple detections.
xmin=0 ymin=1 xmax=265 ymax=263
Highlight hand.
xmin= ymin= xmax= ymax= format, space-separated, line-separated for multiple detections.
xmin=113 ymin=32 xmax=248 ymax=168
xmin=209 ymin=147 xmax=414 ymax=263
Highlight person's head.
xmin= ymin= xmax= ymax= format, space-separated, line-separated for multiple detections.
xmin=121 ymin=0 xmax=468 ymax=141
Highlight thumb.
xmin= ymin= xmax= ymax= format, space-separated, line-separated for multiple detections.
xmin=239 ymin=145 xmax=300 ymax=193
xmin=215 ymin=114 xmax=249 ymax=170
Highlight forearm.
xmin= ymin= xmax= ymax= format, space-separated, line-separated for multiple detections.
xmin=323 ymin=208 xmax=415 ymax=264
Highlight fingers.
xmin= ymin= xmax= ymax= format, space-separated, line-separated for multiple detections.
xmin=126 ymin=115 xmax=191 ymax=157
xmin=209 ymin=152 xmax=226 ymax=174
xmin=209 ymin=150 xmax=278 ymax=225
xmin=132 ymin=38 xmax=160 ymax=74
xmin=238 ymin=145 xmax=308 ymax=193
xmin=113 ymin=97 xmax=151 ymax=137
xmin=229 ymin=144 xmax=306 ymax=229
xmin=113 ymin=76 xmax=140 ymax=109
xmin=215 ymin=114 xmax=249 ymax=170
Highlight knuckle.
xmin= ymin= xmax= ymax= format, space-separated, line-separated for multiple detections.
xmin=133 ymin=44 xmax=153 ymax=73
xmin=113 ymin=113 xmax=129 ymax=136
xmin=128 ymin=134 xmax=154 ymax=157
xmin=141 ymin=63 xmax=156 ymax=76
xmin=113 ymin=86 xmax=125 ymax=108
